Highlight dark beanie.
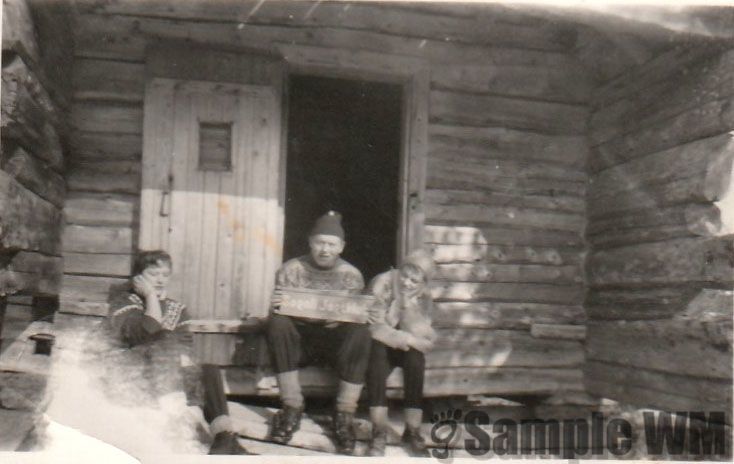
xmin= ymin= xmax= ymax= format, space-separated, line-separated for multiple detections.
xmin=309 ymin=210 xmax=345 ymax=239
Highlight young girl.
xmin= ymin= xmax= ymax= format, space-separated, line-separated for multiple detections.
xmin=366 ymin=249 xmax=437 ymax=457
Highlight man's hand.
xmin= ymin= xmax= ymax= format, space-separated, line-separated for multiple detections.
xmin=407 ymin=334 xmax=433 ymax=353
xmin=366 ymin=303 xmax=383 ymax=324
xmin=133 ymin=275 xmax=156 ymax=298
xmin=270 ymin=286 xmax=283 ymax=312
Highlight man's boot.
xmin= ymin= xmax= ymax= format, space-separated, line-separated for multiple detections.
xmin=402 ymin=426 xmax=429 ymax=457
xmin=367 ymin=426 xmax=387 ymax=457
xmin=271 ymin=405 xmax=303 ymax=444
xmin=209 ymin=431 xmax=253 ymax=455
xmin=333 ymin=411 xmax=356 ymax=455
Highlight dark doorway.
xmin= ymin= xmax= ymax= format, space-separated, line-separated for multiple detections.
xmin=284 ymin=74 xmax=403 ymax=282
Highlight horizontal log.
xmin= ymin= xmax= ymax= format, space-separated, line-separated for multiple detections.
xmin=430 ymin=90 xmax=588 ymax=135
xmin=431 ymin=243 xmax=582 ymax=266
xmin=431 ymin=63 xmax=591 ymax=104
xmin=432 ymin=301 xmax=585 ymax=329
xmin=589 ymin=237 xmax=734 ymax=287
xmin=530 ymin=323 xmax=586 ymax=340
xmin=427 ymin=161 xmax=586 ymax=197
xmin=58 ymin=299 xmax=109 ymax=317
xmin=586 ymin=321 xmax=732 ymax=380
xmin=586 ymin=304 xmax=682 ymax=322
xmin=1 ymin=0 xmax=40 ymax=63
xmin=429 ymin=149 xmax=587 ymax=183
xmin=679 ymin=288 xmax=734 ymax=322
xmin=2 ymin=147 xmax=65 ymax=207
xmin=426 ymin=203 xmax=585 ymax=233
xmin=0 ymin=170 xmax=61 ymax=254
xmin=1 ymin=56 xmax=64 ymax=170
xmin=66 ymin=167 xmax=140 ymax=194
xmin=590 ymin=97 xmax=734 ymax=173
xmin=434 ymin=263 xmax=582 ymax=284
xmin=588 ymin=203 xmax=722 ymax=236
xmin=73 ymin=58 xmax=145 ymax=102
xmin=62 ymin=225 xmax=133 ymax=254
xmin=83 ymin=1 xmax=573 ymax=52
xmin=63 ymin=252 xmax=132 ymax=277
xmin=588 ymin=223 xmax=706 ymax=250
xmin=71 ymin=101 xmax=142 ymax=134
xmin=429 ymin=124 xmax=587 ymax=169
xmin=0 ymin=251 xmax=62 ymax=296
xmin=585 ymin=361 xmax=731 ymax=414
xmin=70 ymin=131 xmax=142 ymax=161
xmin=426 ymin=189 xmax=585 ymax=214
xmin=589 ymin=133 xmax=734 ymax=203
xmin=60 ymin=275 xmax=128 ymax=303
xmin=424 ymin=224 xmax=583 ymax=248
xmin=74 ymin=12 xmax=584 ymax=68
xmin=586 ymin=285 xmax=701 ymax=315
xmin=64 ymin=193 xmax=137 ymax=227
xmin=432 ymin=281 xmax=584 ymax=304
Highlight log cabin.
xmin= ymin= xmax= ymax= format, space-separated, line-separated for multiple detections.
xmin=0 ymin=0 xmax=732 ymax=454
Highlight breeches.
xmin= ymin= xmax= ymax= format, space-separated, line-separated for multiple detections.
xmin=367 ymin=340 xmax=425 ymax=409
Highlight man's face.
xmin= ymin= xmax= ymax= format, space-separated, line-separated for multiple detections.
xmin=141 ymin=261 xmax=172 ymax=298
xmin=309 ymin=234 xmax=345 ymax=268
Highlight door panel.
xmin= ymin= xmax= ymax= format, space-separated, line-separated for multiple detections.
xmin=141 ymin=79 xmax=282 ymax=330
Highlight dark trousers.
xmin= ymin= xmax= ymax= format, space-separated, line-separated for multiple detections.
xmin=266 ymin=313 xmax=372 ymax=384
xmin=200 ymin=363 xmax=229 ymax=423
xmin=367 ymin=340 xmax=425 ymax=409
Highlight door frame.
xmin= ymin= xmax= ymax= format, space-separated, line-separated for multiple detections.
xmin=277 ymin=44 xmax=430 ymax=261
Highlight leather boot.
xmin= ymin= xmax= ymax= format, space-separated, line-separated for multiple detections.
xmin=367 ymin=427 xmax=387 ymax=457
xmin=271 ymin=405 xmax=303 ymax=444
xmin=333 ymin=410 xmax=356 ymax=455
xmin=208 ymin=431 xmax=253 ymax=455
xmin=402 ymin=426 xmax=430 ymax=457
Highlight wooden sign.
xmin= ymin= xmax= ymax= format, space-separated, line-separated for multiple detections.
xmin=275 ymin=287 xmax=375 ymax=323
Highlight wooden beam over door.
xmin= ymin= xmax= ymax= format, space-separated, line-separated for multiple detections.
xmin=276 ymin=43 xmax=429 ymax=258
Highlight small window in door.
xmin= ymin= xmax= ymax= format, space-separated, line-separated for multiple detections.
xmin=199 ymin=122 xmax=232 ymax=171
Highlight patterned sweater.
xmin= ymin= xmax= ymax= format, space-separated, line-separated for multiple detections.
xmin=108 ymin=286 xmax=190 ymax=346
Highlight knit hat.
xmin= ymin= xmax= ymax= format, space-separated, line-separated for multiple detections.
xmin=402 ymin=248 xmax=435 ymax=279
xmin=309 ymin=210 xmax=345 ymax=239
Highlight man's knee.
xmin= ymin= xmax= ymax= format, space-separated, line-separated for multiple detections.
xmin=405 ymin=349 xmax=426 ymax=370
xmin=267 ymin=314 xmax=297 ymax=340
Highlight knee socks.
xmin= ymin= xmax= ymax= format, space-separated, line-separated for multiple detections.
xmin=277 ymin=370 xmax=304 ymax=409
xmin=336 ymin=380 xmax=363 ymax=414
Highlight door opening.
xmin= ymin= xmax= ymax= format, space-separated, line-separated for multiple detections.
xmin=284 ymin=74 xmax=403 ymax=282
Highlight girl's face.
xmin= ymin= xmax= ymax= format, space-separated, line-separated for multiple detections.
xmin=141 ymin=262 xmax=172 ymax=297
xmin=399 ymin=265 xmax=425 ymax=294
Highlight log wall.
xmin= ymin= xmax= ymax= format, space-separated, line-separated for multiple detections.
xmin=0 ymin=0 xmax=73 ymax=336
xmin=585 ymin=44 xmax=734 ymax=413
xmin=60 ymin=2 xmax=591 ymax=398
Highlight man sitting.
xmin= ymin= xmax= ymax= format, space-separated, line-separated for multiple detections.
xmin=266 ymin=211 xmax=375 ymax=454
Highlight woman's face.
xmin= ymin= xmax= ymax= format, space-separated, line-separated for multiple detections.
xmin=399 ymin=266 xmax=425 ymax=294
xmin=141 ymin=262 xmax=172 ymax=298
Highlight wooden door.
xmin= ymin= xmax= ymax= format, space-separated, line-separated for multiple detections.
xmin=140 ymin=79 xmax=283 ymax=326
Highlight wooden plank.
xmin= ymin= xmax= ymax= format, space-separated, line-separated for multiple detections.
xmin=586 ymin=285 xmax=700 ymax=317
xmin=424 ymin=224 xmax=583 ymax=248
xmin=58 ymin=300 xmax=109 ymax=317
xmin=62 ymin=225 xmax=133 ymax=254
xmin=431 ymin=63 xmax=592 ymax=104
xmin=63 ymin=252 xmax=132 ymax=277
xmin=59 ymin=275 xmax=128 ymax=304
xmin=0 ymin=170 xmax=61 ymax=254
xmin=432 ymin=301 xmax=585 ymax=329
xmin=0 ymin=251 xmax=62 ymax=296
xmin=63 ymin=193 xmax=137 ymax=227
xmin=70 ymin=132 xmax=142 ymax=161
xmin=589 ymin=237 xmax=734 ymax=287
xmin=434 ymin=263 xmax=581 ymax=285
xmin=1 ymin=0 xmax=39 ymax=63
xmin=430 ymin=90 xmax=588 ymax=135
xmin=2 ymin=146 xmax=65 ymax=207
xmin=177 ymin=319 xmax=263 ymax=334
xmin=429 ymin=124 xmax=588 ymax=169
xmin=427 ymin=160 xmax=586 ymax=197
xmin=426 ymin=203 xmax=585 ymax=233
xmin=586 ymin=321 xmax=732 ymax=380
xmin=73 ymin=58 xmax=145 ymax=102
xmin=85 ymin=0 xmax=573 ymax=52
xmin=431 ymin=243 xmax=582 ymax=266
xmin=590 ymin=97 xmax=734 ymax=173
xmin=0 ymin=320 xmax=54 ymax=375
xmin=432 ymin=282 xmax=584 ymax=305
xmin=530 ymin=323 xmax=586 ymax=340
xmin=588 ymin=203 xmax=722 ymax=236
xmin=66 ymin=167 xmax=140 ymax=195
xmin=426 ymin=188 xmax=585 ymax=214
xmin=0 ymin=370 xmax=48 ymax=410
xmin=1 ymin=56 xmax=64 ymax=171
xmin=71 ymin=101 xmax=143 ymax=134
xmin=589 ymin=133 xmax=734 ymax=204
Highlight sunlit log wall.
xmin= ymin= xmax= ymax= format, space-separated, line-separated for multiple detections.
xmin=0 ymin=0 xmax=73 ymax=342
xmin=60 ymin=1 xmax=591 ymax=398
xmin=585 ymin=44 xmax=734 ymax=413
